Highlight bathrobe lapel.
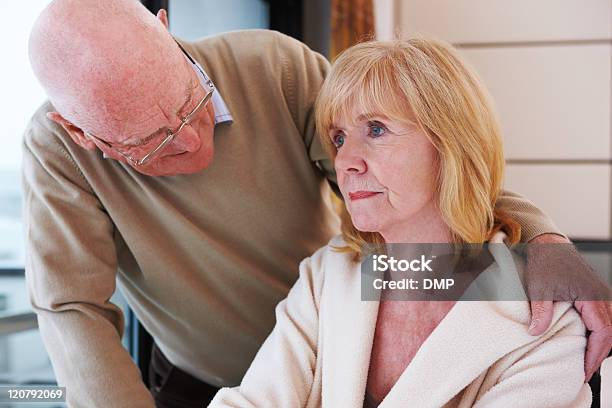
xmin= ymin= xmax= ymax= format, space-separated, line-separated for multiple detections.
xmin=321 ymin=254 xmax=382 ymax=407
xmin=378 ymin=241 xmax=536 ymax=407
xmin=378 ymin=300 xmax=537 ymax=407
xmin=322 ymin=237 xmax=541 ymax=408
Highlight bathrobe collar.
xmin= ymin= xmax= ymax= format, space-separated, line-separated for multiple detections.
xmin=321 ymin=235 xmax=544 ymax=407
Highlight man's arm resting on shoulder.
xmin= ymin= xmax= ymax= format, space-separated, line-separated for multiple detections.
xmin=473 ymin=307 xmax=591 ymax=407
xmin=526 ymin=232 xmax=612 ymax=381
xmin=496 ymin=189 xmax=564 ymax=243
xmin=22 ymin=124 xmax=154 ymax=408
xmin=496 ymin=189 xmax=612 ymax=381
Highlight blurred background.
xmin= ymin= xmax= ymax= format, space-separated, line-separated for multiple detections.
xmin=0 ymin=0 xmax=609 ymax=407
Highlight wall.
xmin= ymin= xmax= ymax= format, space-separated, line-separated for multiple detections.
xmin=396 ymin=0 xmax=612 ymax=240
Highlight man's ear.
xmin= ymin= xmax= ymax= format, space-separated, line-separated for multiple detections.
xmin=156 ymin=9 xmax=169 ymax=29
xmin=46 ymin=112 xmax=97 ymax=151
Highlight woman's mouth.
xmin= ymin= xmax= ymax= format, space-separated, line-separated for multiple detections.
xmin=348 ymin=191 xmax=382 ymax=201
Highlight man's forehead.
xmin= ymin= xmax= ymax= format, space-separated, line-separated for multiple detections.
xmin=97 ymin=64 xmax=197 ymax=145
xmin=121 ymin=80 xmax=198 ymax=145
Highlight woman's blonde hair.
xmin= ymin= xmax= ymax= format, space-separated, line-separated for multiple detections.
xmin=315 ymin=37 xmax=520 ymax=259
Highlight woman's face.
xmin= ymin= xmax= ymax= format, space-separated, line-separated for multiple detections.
xmin=331 ymin=105 xmax=440 ymax=241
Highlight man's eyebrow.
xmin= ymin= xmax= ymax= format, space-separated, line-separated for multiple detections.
xmin=120 ymin=127 xmax=167 ymax=147
xmin=120 ymin=79 xmax=199 ymax=147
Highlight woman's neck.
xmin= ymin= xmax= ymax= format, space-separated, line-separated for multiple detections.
xmin=380 ymin=201 xmax=451 ymax=244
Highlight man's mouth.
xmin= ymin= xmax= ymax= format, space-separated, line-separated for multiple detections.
xmin=159 ymin=150 xmax=190 ymax=161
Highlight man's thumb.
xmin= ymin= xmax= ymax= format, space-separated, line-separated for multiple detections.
xmin=528 ymin=300 xmax=554 ymax=335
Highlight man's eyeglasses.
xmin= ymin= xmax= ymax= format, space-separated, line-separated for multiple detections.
xmin=85 ymin=43 xmax=215 ymax=166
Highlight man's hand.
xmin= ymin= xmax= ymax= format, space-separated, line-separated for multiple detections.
xmin=526 ymin=233 xmax=612 ymax=382
xmin=574 ymin=300 xmax=612 ymax=381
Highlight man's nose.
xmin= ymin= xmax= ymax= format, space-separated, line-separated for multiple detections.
xmin=171 ymin=125 xmax=201 ymax=152
xmin=335 ymin=138 xmax=367 ymax=175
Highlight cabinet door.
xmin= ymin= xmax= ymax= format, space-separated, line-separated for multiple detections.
xmin=459 ymin=45 xmax=611 ymax=160
xmin=505 ymin=164 xmax=611 ymax=240
xmin=399 ymin=0 xmax=612 ymax=44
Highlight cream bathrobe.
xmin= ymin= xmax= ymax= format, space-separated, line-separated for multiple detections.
xmin=210 ymin=234 xmax=591 ymax=407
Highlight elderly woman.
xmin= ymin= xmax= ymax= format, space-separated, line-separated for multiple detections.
xmin=210 ymin=38 xmax=591 ymax=407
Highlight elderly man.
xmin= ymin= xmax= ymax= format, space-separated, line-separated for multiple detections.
xmin=24 ymin=0 xmax=610 ymax=407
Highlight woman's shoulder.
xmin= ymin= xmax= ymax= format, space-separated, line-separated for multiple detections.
xmin=291 ymin=235 xmax=360 ymax=309
xmin=307 ymin=234 xmax=355 ymax=264
xmin=299 ymin=235 xmax=360 ymax=281
xmin=486 ymin=232 xmax=586 ymax=334
xmin=485 ymin=301 xmax=585 ymax=337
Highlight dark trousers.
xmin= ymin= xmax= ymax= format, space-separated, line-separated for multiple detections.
xmin=149 ymin=343 xmax=220 ymax=408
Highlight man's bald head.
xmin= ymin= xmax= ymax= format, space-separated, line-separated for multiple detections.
xmin=28 ymin=0 xmax=217 ymax=177
xmin=29 ymin=0 xmax=191 ymax=137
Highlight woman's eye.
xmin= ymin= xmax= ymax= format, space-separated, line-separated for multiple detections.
xmin=369 ymin=122 xmax=387 ymax=138
xmin=332 ymin=133 xmax=345 ymax=148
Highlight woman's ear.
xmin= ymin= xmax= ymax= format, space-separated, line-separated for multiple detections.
xmin=156 ymin=9 xmax=169 ymax=29
xmin=46 ymin=112 xmax=97 ymax=151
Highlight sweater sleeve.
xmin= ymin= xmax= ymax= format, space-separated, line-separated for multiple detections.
xmin=496 ymin=189 xmax=564 ymax=242
xmin=22 ymin=112 xmax=154 ymax=408
xmin=276 ymin=32 xmax=339 ymax=196
xmin=209 ymin=255 xmax=323 ymax=408
xmin=472 ymin=305 xmax=591 ymax=408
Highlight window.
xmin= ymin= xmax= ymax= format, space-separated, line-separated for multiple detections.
xmin=0 ymin=4 xmax=67 ymax=405
xmin=168 ymin=0 xmax=269 ymax=40
xmin=0 ymin=1 xmax=51 ymax=271
xmin=0 ymin=1 xmax=272 ymax=403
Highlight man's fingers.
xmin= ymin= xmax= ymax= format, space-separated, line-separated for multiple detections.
xmin=574 ymin=301 xmax=612 ymax=332
xmin=573 ymin=301 xmax=612 ymax=380
xmin=584 ymin=326 xmax=612 ymax=382
xmin=528 ymin=300 xmax=554 ymax=335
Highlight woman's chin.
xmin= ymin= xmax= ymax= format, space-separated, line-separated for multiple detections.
xmin=349 ymin=214 xmax=382 ymax=234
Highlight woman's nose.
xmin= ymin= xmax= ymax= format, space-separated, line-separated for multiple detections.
xmin=335 ymin=139 xmax=367 ymax=175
